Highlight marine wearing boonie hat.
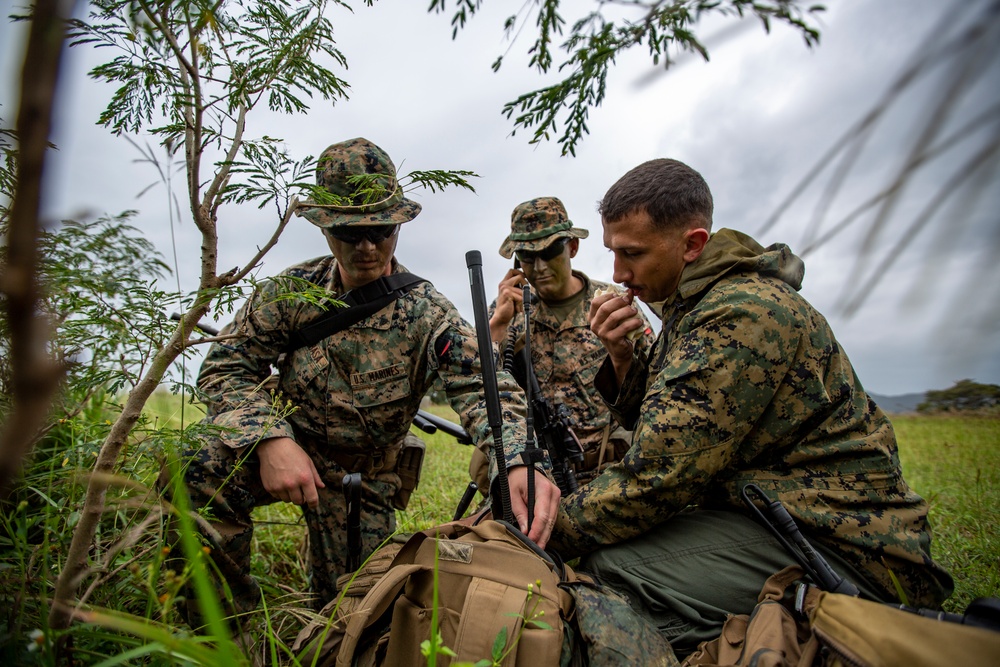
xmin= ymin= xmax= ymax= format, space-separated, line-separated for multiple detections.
xmin=295 ymin=137 xmax=422 ymax=228
xmin=498 ymin=197 xmax=589 ymax=259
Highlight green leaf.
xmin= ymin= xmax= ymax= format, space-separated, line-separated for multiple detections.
xmin=405 ymin=169 xmax=479 ymax=194
xmin=491 ymin=625 xmax=508 ymax=660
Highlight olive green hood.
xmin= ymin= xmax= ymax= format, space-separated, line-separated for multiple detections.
xmin=676 ymin=228 xmax=805 ymax=300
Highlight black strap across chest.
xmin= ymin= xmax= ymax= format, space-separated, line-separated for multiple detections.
xmin=285 ymin=272 xmax=426 ymax=354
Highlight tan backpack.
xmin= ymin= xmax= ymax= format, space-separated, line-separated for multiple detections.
xmin=294 ymin=520 xmax=574 ymax=666
xmin=809 ymin=590 xmax=1000 ymax=666
xmin=293 ymin=519 xmax=677 ymax=667
xmin=683 ymin=565 xmax=1000 ymax=667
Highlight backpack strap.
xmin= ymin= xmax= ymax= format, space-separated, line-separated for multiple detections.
xmin=334 ymin=526 xmax=442 ymax=666
xmin=758 ymin=564 xmax=809 ymax=603
xmin=286 ymin=272 xmax=426 ymax=354
xmin=335 ymin=563 xmax=427 ymax=667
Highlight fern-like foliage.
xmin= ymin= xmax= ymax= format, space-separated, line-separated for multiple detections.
xmin=430 ymin=0 xmax=823 ymax=156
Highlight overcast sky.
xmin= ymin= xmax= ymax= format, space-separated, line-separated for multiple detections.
xmin=2 ymin=0 xmax=998 ymax=396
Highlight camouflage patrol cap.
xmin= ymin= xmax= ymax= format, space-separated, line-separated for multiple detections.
xmin=498 ymin=197 xmax=589 ymax=259
xmin=295 ymin=137 xmax=422 ymax=228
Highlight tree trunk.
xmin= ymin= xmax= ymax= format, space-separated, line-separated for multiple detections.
xmin=0 ymin=0 xmax=74 ymax=496
xmin=48 ymin=320 xmax=203 ymax=629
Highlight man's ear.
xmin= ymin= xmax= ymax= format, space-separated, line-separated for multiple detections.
xmin=568 ymin=237 xmax=580 ymax=258
xmin=682 ymin=227 xmax=710 ymax=263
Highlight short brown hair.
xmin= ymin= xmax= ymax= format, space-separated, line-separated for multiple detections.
xmin=598 ymin=158 xmax=713 ymax=231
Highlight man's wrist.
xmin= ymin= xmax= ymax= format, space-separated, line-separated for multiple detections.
xmin=489 ymin=314 xmax=511 ymax=340
xmin=613 ymin=356 xmax=632 ymax=386
xmin=256 ymin=436 xmax=289 ymax=459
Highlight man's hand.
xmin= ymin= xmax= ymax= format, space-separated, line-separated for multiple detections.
xmin=257 ymin=437 xmax=326 ymax=508
xmin=507 ymin=465 xmax=561 ymax=548
xmin=489 ymin=268 xmax=527 ymax=342
xmin=589 ymin=288 xmax=642 ymax=385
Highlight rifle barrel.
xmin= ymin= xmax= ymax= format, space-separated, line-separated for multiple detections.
xmin=413 ymin=410 xmax=473 ymax=444
xmin=169 ymin=312 xmax=220 ymax=337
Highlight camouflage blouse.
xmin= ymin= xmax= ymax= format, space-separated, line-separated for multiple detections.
xmin=496 ymin=271 xmax=655 ymax=454
xmin=198 ymin=256 xmax=529 ymax=478
xmin=552 ymin=229 xmax=953 ymax=608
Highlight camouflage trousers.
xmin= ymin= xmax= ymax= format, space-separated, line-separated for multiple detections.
xmin=159 ymin=435 xmax=403 ymax=622
xmin=579 ymin=509 xmax=886 ymax=657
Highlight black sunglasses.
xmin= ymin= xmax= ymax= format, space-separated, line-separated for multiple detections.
xmin=515 ymin=238 xmax=567 ymax=264
xmin=326 ymin=225 xmax=399 ymax=245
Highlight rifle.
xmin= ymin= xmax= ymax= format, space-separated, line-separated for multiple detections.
xmin=170 ymin=312 xmax=220 ymax=336
xmin=411 ymin=409 xmax=481 ymax=521
xmin=742 ymin=483 xmax=1000 ymax=630
xmin=175 ymin=320 xmax=484 ymax=567
xmin=412 ymin=409 xmax=472 ymax=444
xmin=742 ymin=483 xmax=860 ymax=596
xmin=503 ymin=289 xmax=584 ymax=496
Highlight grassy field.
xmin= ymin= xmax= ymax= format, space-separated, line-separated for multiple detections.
xmin=144 ymin=396 xmax=1000 ymax=614
xmin=891 ymin=414 xmax=1000 ymax=611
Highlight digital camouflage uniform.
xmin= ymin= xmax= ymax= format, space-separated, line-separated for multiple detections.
xmin=550 ymin=229 xmax=953 ymax=646
xmin=485 ymin=271 xmax=655 ymax=482
xmin=470 ymin=197 xmax=655 ymax=490
xmin=169 ymin=138 xmax=531 ymax=618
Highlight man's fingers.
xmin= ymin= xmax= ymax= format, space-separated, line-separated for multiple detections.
xmin=311 ymin=462 xmax=326 ymax=489
xmin=592 ymin=296 xmax=639 ymax=345
xmin=301 ymin=462 xmax=323 ymax=508
xmin=509 ymin=496 xmax=530 ymax=534
xmin=500 ymin=269 xmax=526 ymax=291
xmin=525 ymin=508 xmax=548 ymax=546
xmin=589 ymin=292 xmax=622 ymax=330
xmin=302 ymin=481 xmax=320 ymax=509
xmin=505 ymin=467 xmax=560 ymax=547
xmin=527 ymin=482 xmax=560 ymax=548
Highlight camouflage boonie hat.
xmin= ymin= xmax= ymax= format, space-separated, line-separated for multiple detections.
xmin=498 ymin=197 xmax=589 ymax=259
xmin=295 ymin=137 xmax=422 ymax=228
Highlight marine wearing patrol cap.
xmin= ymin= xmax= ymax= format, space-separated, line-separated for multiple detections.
xmin=498 ymin=196 xmax=589 ymax=259
xmin=296 ymin=137 xmax=422 ymax=228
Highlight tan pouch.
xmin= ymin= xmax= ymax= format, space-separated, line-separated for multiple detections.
xmin=392 ymin=433 xmax=425 ymax=510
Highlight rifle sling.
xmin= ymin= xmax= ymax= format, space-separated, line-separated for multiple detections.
xmin=285 ymin=272 xmax=425 ymax=354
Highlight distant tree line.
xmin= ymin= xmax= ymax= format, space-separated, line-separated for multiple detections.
xmin=917 ymin=379 xmax=1000 ymax=413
